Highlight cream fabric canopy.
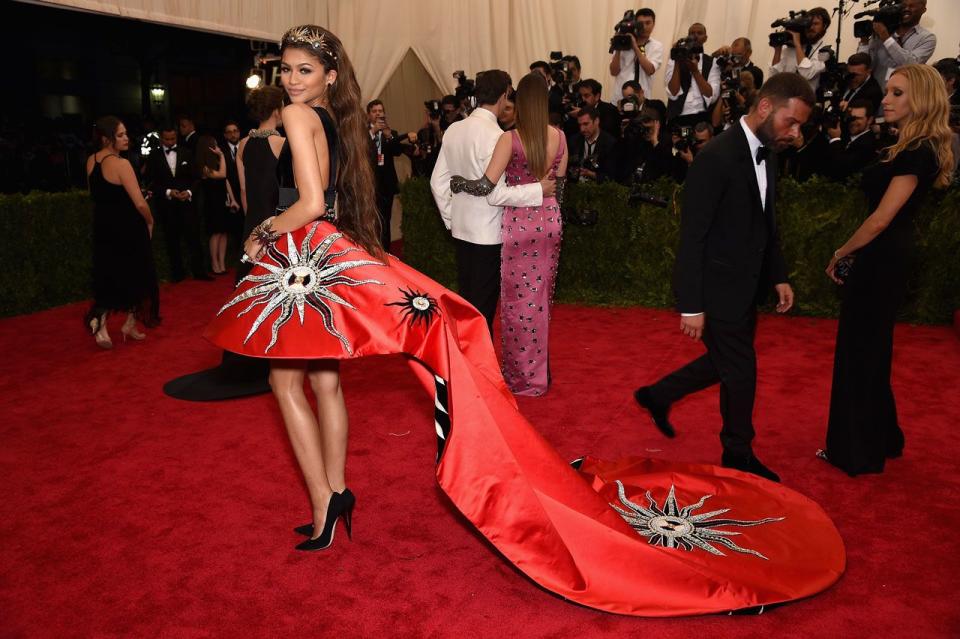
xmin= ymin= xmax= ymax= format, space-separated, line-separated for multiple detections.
xmin=25 ymin=0 xmax=960 ymax=103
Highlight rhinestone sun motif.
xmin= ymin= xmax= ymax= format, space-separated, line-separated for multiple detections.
xmin=610 ymin=481 xmax=785 ymax=560
xmin=218 ymin=224 xmax=383 ymax=353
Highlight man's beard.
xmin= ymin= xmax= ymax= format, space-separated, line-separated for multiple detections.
xmin=756 ymin=114 xmax=791 ymax=151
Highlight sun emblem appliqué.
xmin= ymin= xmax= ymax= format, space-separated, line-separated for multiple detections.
xmin=218 ymin=225 xmax=383 ymax=353
xmin=385 ymin=287 xmax=439 ymax=329
xmin=610 ymin=481 xmax=785 ymax=560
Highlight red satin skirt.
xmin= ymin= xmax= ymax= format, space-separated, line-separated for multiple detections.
xmin=205 ymin=221 xmax=845 ymax=616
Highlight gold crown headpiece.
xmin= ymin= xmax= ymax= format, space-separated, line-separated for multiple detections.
xmin=281 ymin=26 xmax=339 ymax=65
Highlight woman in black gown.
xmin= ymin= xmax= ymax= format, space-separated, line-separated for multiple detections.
xmin=236 ymin=85 xmax=285 ymax=280
xmin=822 ymin=64 xmax=955 ymax=476
xmin=85 ymin=116 xmax=159 ymax=348
xmin=197 ymin=136 xmax=239 ymax=275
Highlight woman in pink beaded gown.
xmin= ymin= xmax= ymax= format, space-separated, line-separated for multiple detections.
xmin=452 ymin=72 xmax=567 ymax=395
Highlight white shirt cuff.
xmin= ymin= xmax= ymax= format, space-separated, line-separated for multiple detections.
xmin=681 ymin=312 xmax=704 ymax=317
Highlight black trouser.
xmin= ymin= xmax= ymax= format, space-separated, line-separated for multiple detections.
xmin=158 ymin=200 xmax=206 ymax=280
xmin=649 ymin=310 xmax=758 ymax=458
xmin=376 ymin=193 xmax=394 ymax=252
xmin=454 ymin=239 xmax=501 ymax=337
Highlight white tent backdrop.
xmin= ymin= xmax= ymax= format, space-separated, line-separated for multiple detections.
xmin=25 ymin=0 xmax=960 ymax=103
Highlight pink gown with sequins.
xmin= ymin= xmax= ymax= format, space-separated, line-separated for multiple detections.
xmin=499 ymin=129 xmax=565 ymax=396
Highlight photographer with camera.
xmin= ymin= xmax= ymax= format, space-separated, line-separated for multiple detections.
xmin=367 ymin=100 xmax=405 ymax=251
xmin=837 ymin=53 xmax=884 ymax=114
xmin=620 ymin=80 xmax=667 ymax=126
xmin=568 ymin=106 xmax=623 ymax=183
xmin=609 ymin=8 xmax=663 ymax=104
xmin=665 ymin=23 xmax=721 ymax=127
xmin=711 ymin=68 xmax=760 ymax=132
xmin=530 ymin=60 xmax=565 ymax=119
xmin=671 ymin=121 xmax=714 ymax=183
xmin=769 ymin=7 xmax=831 ymax=92
xmin=567 ymin=79 xmax=621 ymax=138
xmin=823 ymin=99 xmax=880 ymax=181
xmin=714 ymin=38 xmax=764 ymax=88
xmin=441 ymin=95 xmax=465 ymax=130
xmin=408 ymin=100 xmax=445 ymax=178
xmin=856 ymin=0 xmax=936 ymax=91
xmin=933 ymin=58 xmax=960 ymax=141
xmin=622 ymin=106 xmax=673 ymax=183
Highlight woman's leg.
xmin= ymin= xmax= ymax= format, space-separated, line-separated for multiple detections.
xmin=216 ymin=233 xmax=228 ymax=273
xmin=270 ymin=360 xmax=334 ymax=534
xmin=307 ymin=359 xmax=348 ymax=493
xmin=208 ymin=234 xmax=218 ymax=272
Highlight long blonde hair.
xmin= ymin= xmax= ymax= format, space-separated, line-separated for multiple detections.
xmin=514 ymin=73 xmax=550 ymax=178
xmin=883 ymin=64 xmax=955 ymax=188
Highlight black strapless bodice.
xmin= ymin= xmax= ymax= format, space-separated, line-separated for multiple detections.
xmin=276 ymin=105 xmax=339 ymax=216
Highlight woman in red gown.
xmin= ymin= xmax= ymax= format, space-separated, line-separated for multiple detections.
xmin=207 ymin=24 xmax=846 ymax=613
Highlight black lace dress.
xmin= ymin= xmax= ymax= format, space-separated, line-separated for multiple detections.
xmin=824 ymin=142 xmax=939 ymax=475
xmin=87 ymin=155 xmax=160 ymax=326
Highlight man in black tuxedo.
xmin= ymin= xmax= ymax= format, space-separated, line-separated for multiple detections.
xmin=177 ymin=115 xmax=198 ymax=151
xmin=824 ymin=100 xmax=879 ymax=181
xmin=568 ymin=107 xmax=623 ymax=183
xmin=838 ymin=53 xmax=883 ymax=115
xmin=634 ymin=73 xmax=816 ymax=482
xmin=366 ymin=100 xmax=405 ymax=251
xmin=222 ymin=120 xmax=243 ymax=211
xmin=147 ymin=125 xmax=209 ymax=282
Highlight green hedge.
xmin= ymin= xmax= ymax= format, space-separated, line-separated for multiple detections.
xmin=3 ymin=179 xmax=958 ymax=323
xmin=0 ymin=191 xmax=173 ymax=317
xmin=401 ymin=177 xmax=960 ymax=324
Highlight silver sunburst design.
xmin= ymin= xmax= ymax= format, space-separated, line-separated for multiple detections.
xmin=610 ymin=480 xmax=785 ymax=560
xmin=218 ymin=224 xmax=383 ymax=354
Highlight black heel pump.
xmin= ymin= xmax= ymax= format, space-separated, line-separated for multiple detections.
xmin=295 ymin=488 xmax=355 ymax=537
xmin=294 ymin=490 xmax=356 ymax=550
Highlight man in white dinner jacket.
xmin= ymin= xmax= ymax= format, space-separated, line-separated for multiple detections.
xmin=430 ymin=69 xmax=554 ymax=336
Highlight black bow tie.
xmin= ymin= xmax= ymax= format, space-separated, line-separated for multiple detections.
xmin=755 ymin=146 xmax=770 ymax=165
xmin=165 ymin=147 xmax=177 ymax=154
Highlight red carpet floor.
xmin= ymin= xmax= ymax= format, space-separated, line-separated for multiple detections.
xmin=2 ymin=276 xmax=959 ymax=638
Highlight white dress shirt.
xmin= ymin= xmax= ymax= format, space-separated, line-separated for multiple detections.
xmin=857 ymin=25 xmax=937 ymax=90
xmin=769 ymin=38 xmax=829 ymax=92
xmin=430 ymin=107 xmax=543 ymax=245
xmin=665 ymin=55 xmax=721 ymax=116
xmin=612 ymin=38 xmax=664 ymax=100
xmin=162 ymin=146 xmax=192 ymax=201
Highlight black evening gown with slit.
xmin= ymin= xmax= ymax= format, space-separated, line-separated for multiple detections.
xmin=824 ymin=142 xmax=939 ymax=476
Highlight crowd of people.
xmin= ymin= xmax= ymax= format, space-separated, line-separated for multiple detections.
xmin=67 ymin=9 xmax=958 ymax=618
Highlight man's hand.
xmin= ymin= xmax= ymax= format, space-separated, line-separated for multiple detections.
xmin=827 ymin=122 xmax=842 ymax=139
xmin=579 ymin=168 xmax=597 ymax=180
xmin=539 ymin=176 xmax=556 ymax=197
xmin=680 ymin=313 xmax=705 ymax=340
xmin=683 ymin=58 xmax=699 ymax=73
xmin=792 ymin=30 xmax=804 ymax=50
xmin=774 ymin=283 xmax=794 ymax=313
xmin=873 ymin=21 xmax=891 ymax=41
xmin=679 ymin=147 xmax=694 ymax=164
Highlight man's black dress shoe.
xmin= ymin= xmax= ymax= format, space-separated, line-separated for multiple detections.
xmin=721 ymin=452 xmax=781 ymax=483
xmin=194 ymin=273 xmax=215 ymax=281
xmin=633 ymin=386 xmax=675 ymax=438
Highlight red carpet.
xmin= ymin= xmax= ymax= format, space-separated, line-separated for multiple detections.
xmin=2 ymin=277 xmax=959 ymax=637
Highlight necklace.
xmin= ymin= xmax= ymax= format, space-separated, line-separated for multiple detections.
xmin=249 ymin=128 xmax=279 ymax=138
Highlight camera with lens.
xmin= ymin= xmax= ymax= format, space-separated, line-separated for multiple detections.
xmin=609 ymin=10 xmax=639 ymax=52
xmin=672 ymin=125 xmax=697 ymax=153
xmin=769 ymin=10 xmax=812 ymax=47
xmin=627 ymin=167 xmax=669 ymax=207
xmin=453 ymin=70 xmax=477 ymax=111
xmin=549 ymin=50 xmax=577 ymax=87
xmin=424 ymin=99 xmax=442 ymax=120
xmin=670 ymin=37 xmax=704 ymax=62
xmin=854 ymin=0 xmax=905 ymax=38
xmin=619 ymin=94 xmax=642 ymax=118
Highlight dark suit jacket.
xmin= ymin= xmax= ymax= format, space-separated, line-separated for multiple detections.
xmin=825 ymin=131 xmax=879 ymax=181
xmin=368 ymin=129 xmax=404 ymax=199
xmin=596 ymin=100 xmax=622 ymax=138
xmin=146 ymin=146 xmax=198 ymax=203
xmin=842 ymin=76 xmax=883 ymax=114
xmin=674 ymin=123 xmax=787 ymax=320
xmin=568 ymin=130 xmax=623 ymax=183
